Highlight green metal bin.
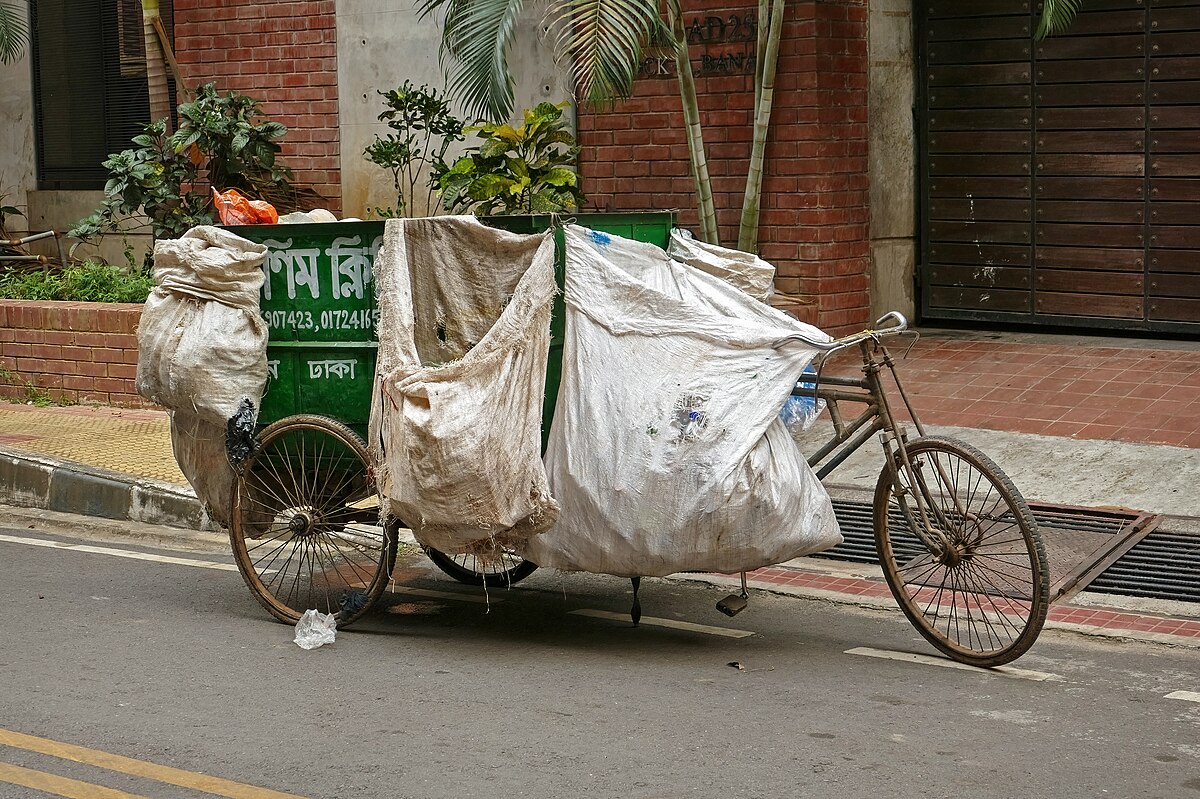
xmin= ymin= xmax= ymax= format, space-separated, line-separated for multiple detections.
xmin=228 ymin=212 xmax=676 ymax=443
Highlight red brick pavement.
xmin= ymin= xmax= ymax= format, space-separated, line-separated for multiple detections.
xmin=823 ymin=332 xmax=1200 ymax=449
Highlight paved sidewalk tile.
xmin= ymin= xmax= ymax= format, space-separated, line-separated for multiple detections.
xmin=0 ymin=403 xmax=184 ymax=485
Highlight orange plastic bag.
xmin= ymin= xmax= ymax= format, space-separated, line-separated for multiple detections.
xmin=211 ymin=187 xmax=279 ymax=226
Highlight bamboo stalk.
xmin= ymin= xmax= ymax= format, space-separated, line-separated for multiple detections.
xmin=737 ymin=0 xmax=785 ymax=253
xmin=667 ymin=0 xmax=719 ymax=244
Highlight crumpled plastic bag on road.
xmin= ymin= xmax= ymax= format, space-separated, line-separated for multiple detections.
xmin=522 ymin=225 xmax=842 ymax=578
xmin=294 ymin=609 xmax=337 ymax=649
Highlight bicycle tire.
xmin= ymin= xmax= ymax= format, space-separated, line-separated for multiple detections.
xmin=424 ymin=546 xmax=538 ymax=587
xmin=873 ymin=435 xmax=1049 ymax=667
xmin=230 ymin=414 xmax=397 ymax=626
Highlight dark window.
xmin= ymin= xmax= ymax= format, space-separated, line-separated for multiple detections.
xmin=30 ymin=0 xmax=167 ymax=189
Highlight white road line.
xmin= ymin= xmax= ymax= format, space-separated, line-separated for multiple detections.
xmin=0 ymin=533 xmax=238 ymax=571
xmin=1165 ymin=690 xmax=1200 ymax=703
xmin=845 ymin=647 xmax=1063 ymax=682
xmin=390 ymin=586 xmax=502 ymax=605
xmin=570 ymin=609 xmax=755 ymax=638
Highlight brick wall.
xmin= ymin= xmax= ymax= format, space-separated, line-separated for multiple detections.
xmin=173 ymin=0 xmax=342 ymax=213
xmin=577 ymin=0 xmax=870 ymax=334
xmin=0 ymin=302 xmax=148 ymax=407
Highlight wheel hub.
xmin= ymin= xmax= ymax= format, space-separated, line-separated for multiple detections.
xmin=287 ymin=509 xmax=319 ymax=537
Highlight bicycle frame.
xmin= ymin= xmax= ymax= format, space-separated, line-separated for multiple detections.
xmin=786 ymin=316 xmax=964 ymax=556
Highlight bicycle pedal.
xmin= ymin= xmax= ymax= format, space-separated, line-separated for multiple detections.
xmin=716 ymin=594 xmax=748 ymax=617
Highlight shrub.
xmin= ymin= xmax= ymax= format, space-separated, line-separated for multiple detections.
xmin=0 ymin=262 xmax=154 ymax=304
xmin=438 ymin=101 xmax=585 ymax=215
xmin=70 ymin=83 xmax=306 ymax=247
xmin=363 ymin=82 xmax=465 ymax=217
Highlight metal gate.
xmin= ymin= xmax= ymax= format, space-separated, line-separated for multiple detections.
xmin=918 ymin=0 xmax=1200 ymax=333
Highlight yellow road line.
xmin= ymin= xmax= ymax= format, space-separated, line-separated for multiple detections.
xmin=0 ymin=729 xmax=307 ymax=799
xmin=0 ymin=760 xmax=151 ymax=799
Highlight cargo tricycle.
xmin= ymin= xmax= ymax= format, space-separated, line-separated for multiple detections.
xmin=224 ymin=215 xmax=1049 ymax=668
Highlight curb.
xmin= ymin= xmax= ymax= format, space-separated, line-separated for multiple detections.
xmin=0 ymin=446 xmax=217 ymax=533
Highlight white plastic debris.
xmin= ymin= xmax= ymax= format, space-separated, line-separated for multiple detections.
xmin=293 ymin=609 xmax=337 ymax=650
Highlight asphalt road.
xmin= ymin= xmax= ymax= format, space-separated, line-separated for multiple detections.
xmin=1 ymin=518 xmax=1198 ymax=799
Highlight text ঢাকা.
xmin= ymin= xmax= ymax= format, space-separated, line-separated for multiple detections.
xmin=260 ymin=234 xmax=383 ymax=302
xmin=307 ymin=359 xmax=357 ymax=380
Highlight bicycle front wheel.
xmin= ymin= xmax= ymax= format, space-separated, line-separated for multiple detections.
xmin=873 ymin=436 xmax=1049 ymax=667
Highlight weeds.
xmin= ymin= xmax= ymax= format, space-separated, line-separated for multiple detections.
xmin=0 ymin=261 xmax=154 ymax=303
xmin=0 ymin=366 xmax=73 ymax=407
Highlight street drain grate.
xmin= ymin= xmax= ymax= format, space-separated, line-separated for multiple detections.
xmin=1087 ymin=530 xmax=1200 ymax=604
xmin=815 ymin=498 xmax=1160 ymax=603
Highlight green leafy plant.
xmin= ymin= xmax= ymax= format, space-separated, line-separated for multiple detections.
xmin=0 ymin=261 xmax=154 ymax=304
xmin=363 ymin=82 xmax=465 ymax=217
xmin=71 ymin=83 xmax=303 ymax=246
xmin=438 ymin=102 xmax=584 ymax=215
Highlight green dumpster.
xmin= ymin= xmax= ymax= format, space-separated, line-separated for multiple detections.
xmin=228 ymin=212 xmax=676 ymax=444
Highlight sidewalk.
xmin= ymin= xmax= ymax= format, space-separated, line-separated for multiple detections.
xmin=1 ymin=326 xmax=1198 ymax=649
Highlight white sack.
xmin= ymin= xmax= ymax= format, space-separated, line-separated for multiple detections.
xmin=136 ymin=226 xmax=269 ymax=435
xmin=523 ymin=225 xmax=841 ymax=577
xmin=667 ymin=228 xmax=776 ymax=301
xmin=370 ymin=216 xmax=559 ymax=556
xmin=169 ymin=410 xmax=236 ymax=528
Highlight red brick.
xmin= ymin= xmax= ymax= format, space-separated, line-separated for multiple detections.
xmin=107 ymin=363 xmax=137 ymax=380
xmin=92 ymin=377 xmax=127 ymax=393
xmin=63 ymin=375 xmax=94 ymax=391
xmin=75 ymin=361 xmax=109 ymax=377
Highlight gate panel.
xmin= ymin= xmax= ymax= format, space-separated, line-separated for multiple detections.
xmin=919 ymin=0 xmax=1200 ymax=331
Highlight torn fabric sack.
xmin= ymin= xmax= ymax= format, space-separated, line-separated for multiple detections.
xmin=169 ymin=410 xmax=236 ymax=529
xmin=137 ymin=225 xmax=269 ymax=441
xmin=369 ymin=216 xmax=560 ymax=557
xmin=523 ymin=225 xmax=841 ymax=577
xmin=667 ymin=228 xmax=776 ymax=302
xmin=137 ymin=226 xmax=270 ymax=524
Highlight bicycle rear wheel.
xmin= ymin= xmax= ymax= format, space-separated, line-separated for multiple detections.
xmin=424 ymin=546 xmax=538 ymax=587
xmin=230 ymin=414 xmax=397 ymax=626
xmin=873 ymin=436 xmax=1049 ymax=667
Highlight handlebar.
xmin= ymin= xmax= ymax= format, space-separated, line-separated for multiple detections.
xmin=774 ymin=311 xmax=909 ymax=352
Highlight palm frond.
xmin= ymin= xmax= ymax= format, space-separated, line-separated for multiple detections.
xmin=0 ymin=1 xmax=30 ymax=65
xmin=1036 ymin=0 xmax=1082 ymax=39
xmin=419 ymin=0 xmax=527 ymax=122
xmin=545 ymin=0 xmax=669 ymax=106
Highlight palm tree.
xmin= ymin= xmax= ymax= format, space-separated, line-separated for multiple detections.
xmin=421 ymin=0 xmax=1082 ymax=251
xmin=0 ymin=1 xmax=28 ymax=65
